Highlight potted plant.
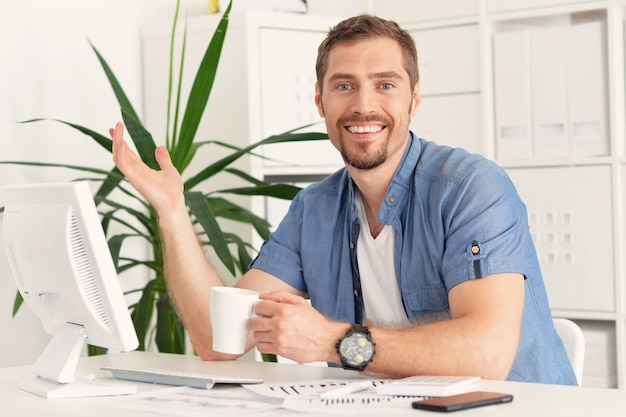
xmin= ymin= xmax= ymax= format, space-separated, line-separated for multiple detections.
xmin=1 ymin=0 xmax=327 ymax=360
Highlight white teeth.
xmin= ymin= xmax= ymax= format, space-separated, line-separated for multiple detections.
xmin=347 ymin=125 xmax=383 ymax=133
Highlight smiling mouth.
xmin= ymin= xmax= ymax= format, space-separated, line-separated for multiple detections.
xmin=346 ymin=125 xmax=385 ymax=134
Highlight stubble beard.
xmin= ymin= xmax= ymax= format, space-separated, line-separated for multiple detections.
xmin=336 ymin=116 xmax=394 ymax=170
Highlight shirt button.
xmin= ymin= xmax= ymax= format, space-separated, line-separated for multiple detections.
xmin=351 ymin=204 xmax=356 ymax=212
xmin=471 ymin=245 xmax=480 ymax=254
xmin=350 ymin=242 xmax=355 ymax=249
xmin=389 ymin=196 xmax=396 ymax=203
xmin=353 ymin=290 xmax=360 ymax=297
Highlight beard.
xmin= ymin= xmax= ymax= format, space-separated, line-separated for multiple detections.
xmin=335 ymin=115 xmax=394 ymax=170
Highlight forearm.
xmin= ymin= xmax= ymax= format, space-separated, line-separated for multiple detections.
xmin=158 ymin=199 xmax=232 ymax=360
xmin=364 ymin=317 xmax=518 ymax=379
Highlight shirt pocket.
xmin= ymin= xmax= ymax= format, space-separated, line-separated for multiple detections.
xmin=403 ymin=284 xmax=450 ymax=319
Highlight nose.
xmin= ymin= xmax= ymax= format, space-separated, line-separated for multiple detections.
xmin=351 ymin=88 xmax=377 ymax=114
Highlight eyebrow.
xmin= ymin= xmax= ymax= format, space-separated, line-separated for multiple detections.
xmin=327 ymin=71 xmax=404 ymax=82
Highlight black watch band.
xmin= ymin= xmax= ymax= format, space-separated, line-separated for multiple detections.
xmin=336 ymin=324 xmax=376 ymax=371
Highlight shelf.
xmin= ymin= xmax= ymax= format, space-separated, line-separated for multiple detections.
xmin=552 ymin=310 xmax=618 ymax=321
xmin=501 ymin=156 xmax=614 ymax=169
xmin=486 ymin=1 xmax=608 ymax=21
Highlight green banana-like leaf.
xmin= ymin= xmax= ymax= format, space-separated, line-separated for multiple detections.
xmin=172 ymin=0 xmax=233 ymax=170
xmin=184 ymin=131 xmax=329 ymax=190
xmin=117 ymin=259 xmax=162 ymax=275
xmin=166 ymin=0 xmax=182 ymax=149
xmin=12 ymin=292 xmax=23 ymax=318
xmin=207 ymin=197 xmax=271 ymax=240
xmin=87 ymin=345 xmax=108 ymax=356
xmin=107 ymin=233 xmax=126 ymax=270
xmin=99 ymin=197 xmax=155 ymax=235
xmin=223 ymin=167 xmax=266 ymax=186
xmin=155 ymin=295 xmax=185 ymax=353
xmin=89 ymin=39 xmax=141 ymax=122
xmin=131 ymin=278 xmax=158 ymax=351
xmin=219 ymin=183 xmax=302 ymax=200
xmin=0 ymin=160 xmax=117 ymax=177
xmin=95 ymin=167 xmax=126 ymax=204
xmin=19 ymin=118 xmax=113 ymax=152
xmin=223 ymin=232 xmax=254 ymax=274
xmin=185 ymin=191 xmax=235 ymax=275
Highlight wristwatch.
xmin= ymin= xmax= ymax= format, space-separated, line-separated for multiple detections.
xmin=336 ymin=324 xmax=376 ymax=371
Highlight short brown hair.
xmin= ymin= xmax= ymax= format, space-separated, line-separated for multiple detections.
xmin=316 ymin=15 xmax=419 ymax=91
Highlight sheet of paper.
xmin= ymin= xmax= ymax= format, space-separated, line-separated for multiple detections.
xmin=85 ymin=386 xmax=283 ymax=417
xmin=243 ymin=379 xmax=383 ymax=399
xmin=243 ymin=379 xmax=425 ymax=414
xmin=283 ymin=395 xmax=422 ymax=413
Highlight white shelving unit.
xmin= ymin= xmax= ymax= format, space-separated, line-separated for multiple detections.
xmin=392 ymin=0 xmax=625 ymax=389
xmin=140 ymin=1 xmax=625 ymax=388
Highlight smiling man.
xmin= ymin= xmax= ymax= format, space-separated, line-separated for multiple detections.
xmin=110 ymin=15 xmax=577 ymax=385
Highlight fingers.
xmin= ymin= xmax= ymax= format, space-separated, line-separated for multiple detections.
xmin=110 ymin=122 xmax=133 ymax=168
xmin=110 ymin=122 xmax=175 ymax=174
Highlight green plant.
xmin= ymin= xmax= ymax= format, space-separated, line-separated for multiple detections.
xmin=1 ymin=0 xmax=327 ymax=359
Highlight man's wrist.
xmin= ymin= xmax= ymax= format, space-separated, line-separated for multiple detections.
xmin=335 ymin=324 xmax=376 ymax=371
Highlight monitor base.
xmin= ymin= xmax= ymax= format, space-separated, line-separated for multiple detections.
xmin=19 ymin=375 xmax=137 ymax=399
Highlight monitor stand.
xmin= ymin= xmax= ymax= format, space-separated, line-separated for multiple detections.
xmin=19 ymin=374 xmax=137 ymax=399
xmin=20 ymin=323 xmax=136 ymax=398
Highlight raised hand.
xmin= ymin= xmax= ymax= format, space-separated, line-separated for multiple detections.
xmin=110 ymin=122 xmax=185 ymax=214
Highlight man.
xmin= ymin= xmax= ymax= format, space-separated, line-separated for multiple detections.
xmin=111 ymin=15 xmax=577 ymax=385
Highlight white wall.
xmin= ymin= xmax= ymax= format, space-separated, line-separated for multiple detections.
xmin=0 ymin=0 xmax=366 ymax=368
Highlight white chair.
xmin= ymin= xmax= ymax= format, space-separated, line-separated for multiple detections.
xmin=553 ymin=318 xmax=585 ymax=386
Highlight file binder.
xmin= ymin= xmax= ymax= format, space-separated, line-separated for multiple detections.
xmin=530 ymin=26 xmax=570 ymax=158
xmin=565 ymin=21 xmax=608 ymax=157
xmin=493 ymin=30 xmax=533 ymax=161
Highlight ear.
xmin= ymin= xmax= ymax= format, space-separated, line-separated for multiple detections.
xmin=315 ymin=82 xmax=325 ymax=117
xmin=409 ymin=81 xmax=421 ymax=117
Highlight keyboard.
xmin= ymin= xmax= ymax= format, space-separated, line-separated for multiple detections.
xmin=102 ymin=366 xmax=263 ymax=390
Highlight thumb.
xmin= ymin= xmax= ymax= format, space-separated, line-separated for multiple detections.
xmin=154 ymin=146 xmax=176 ymax=172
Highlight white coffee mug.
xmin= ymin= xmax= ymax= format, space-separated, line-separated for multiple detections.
xmin=210 ymin=286 xmax=260 ymax=354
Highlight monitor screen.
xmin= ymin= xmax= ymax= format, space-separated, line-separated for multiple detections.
xmin=1 ymin=181 xmax=139 ymax=398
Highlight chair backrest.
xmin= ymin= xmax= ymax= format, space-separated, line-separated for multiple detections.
xmin=553 ymin=318 xmax=585 ymax=386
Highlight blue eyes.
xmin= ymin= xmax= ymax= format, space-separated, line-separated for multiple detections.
xmin=336 ymin=83 xmax=394 ymax=91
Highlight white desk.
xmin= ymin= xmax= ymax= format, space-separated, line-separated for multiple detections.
xmin=1 ymin=351 xmax=625 ymax=416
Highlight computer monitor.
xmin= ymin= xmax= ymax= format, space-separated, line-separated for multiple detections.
xmin=0 ymin=181 xmax=139 ymax=398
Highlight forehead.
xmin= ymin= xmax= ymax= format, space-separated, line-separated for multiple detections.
xmin=324 ymin=37 xmax=407 ymax=80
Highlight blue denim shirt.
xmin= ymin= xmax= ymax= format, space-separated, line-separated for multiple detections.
xmin=250 ymin=134 xmax=577 ymax=385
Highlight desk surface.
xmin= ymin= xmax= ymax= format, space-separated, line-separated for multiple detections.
xmin=1 ymin=351 xmax=625 ymax=416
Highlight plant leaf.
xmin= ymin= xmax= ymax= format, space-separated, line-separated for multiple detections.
xmin=184 ymin=131 xmax=328 ymax=190
xmin=131 ymin=279 xmax=158 ymax=351
xmin=94 ymin=167 xmax=125 ymax=203
xmin=0 ymin=160 xmax=116 ymax=176
xmin=223 ymin=232 xmax=254 ymax=273
xmin=166 ymin=0 xmax=182 ymax=148
xmin=219 ymin=183 xmax=302 ymax=200
xmin=122 ymin=110 xmax=159 ymax=170
xmin=155 ymin=296 xmax=175 ymax=353
xmin=172 ymin=0 xmax=233 ymax=170
xmin=12 ymin=292 xmax=23 ymax=317
xmin=88 ymin=39 xmax=141 ymax=122
xmin=186 ymin=191 xmax=235 ymax=275
xmin=19 ymin=118 xmax=113 ymax=152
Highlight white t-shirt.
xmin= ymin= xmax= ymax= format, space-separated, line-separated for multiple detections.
xmin=355 ymin=191 xmax=409 ymax=326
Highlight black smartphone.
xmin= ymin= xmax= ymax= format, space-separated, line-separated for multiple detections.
xmin=412 ymin=391 xmax=513 ymax=412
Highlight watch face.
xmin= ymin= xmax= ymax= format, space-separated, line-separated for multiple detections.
xmin=339 ymin=332 xmax=374 ymax=367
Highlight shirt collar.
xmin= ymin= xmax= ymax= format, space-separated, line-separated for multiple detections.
xmin=347 ymin=132 xmax=421 ymax=225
